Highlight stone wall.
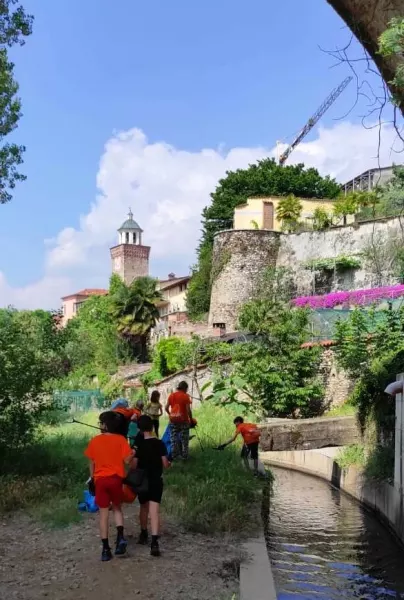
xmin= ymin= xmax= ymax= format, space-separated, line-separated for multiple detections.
xmin=147 ymin=359 xmax=232 ymax=406
xmin=277 ymin=216 xmax=403 ymax=296
xmin=209 ymin=230 xmax=281 ymax=331
xmin=259 ymin=416 xmax=360 ymax=451
xmin=148 ymin=347 xmax=352 ymax=413
xmin=319 ymin=347 xmax=354 ymax=409
xmin=209 ymin=216 xmax=404 ymax=329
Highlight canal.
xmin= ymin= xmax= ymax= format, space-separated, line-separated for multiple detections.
xmin=266 ymin=467 xmax=404 ymax=599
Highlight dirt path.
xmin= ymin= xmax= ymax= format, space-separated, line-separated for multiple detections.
xmin=0 ymin=505 xmax=241 ymax=600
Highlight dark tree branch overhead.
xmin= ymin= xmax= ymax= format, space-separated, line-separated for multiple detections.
xmin=326 ymin=0 xmax=404 ymax=112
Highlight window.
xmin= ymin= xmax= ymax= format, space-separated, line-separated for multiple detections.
xmin=125 ymin=232 xmax=129 ymax=243
xmin=180 ymin=282 xmax=188 ymax=292
xmin=74 ymin=301 xmax=85 ymax=314
xmin=133 ymin=232 xmax=136 ymax=244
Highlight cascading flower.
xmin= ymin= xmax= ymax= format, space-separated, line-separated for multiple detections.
xmin=293 ymin=285 xmax=404 ymax=309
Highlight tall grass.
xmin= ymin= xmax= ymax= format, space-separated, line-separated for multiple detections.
xmin=0 ymin=404 xmax=262 ymax=532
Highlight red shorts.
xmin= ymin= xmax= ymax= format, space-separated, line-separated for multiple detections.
xmin=95 ymin=475 xmax=123 ymax=509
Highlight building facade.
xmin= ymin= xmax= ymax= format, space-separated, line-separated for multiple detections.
xmin=110 ymin=210 xmax=150 ymax=285
xmin=61 ymin=288 xmax=108 ymax=327
xmin=233 ymin=196 xmax=354 ymax=231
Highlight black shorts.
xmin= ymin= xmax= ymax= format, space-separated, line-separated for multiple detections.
xmin=241 ymin=442 xmax=259 ymax=461
xmin=138 ymin=478 xmax=164 ymax=505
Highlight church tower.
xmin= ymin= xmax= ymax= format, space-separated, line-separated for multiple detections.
xmin=110 ymin=209 xmax=150 ymax=285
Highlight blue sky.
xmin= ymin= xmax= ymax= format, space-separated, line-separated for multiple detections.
xmin=0 ymin=0 xmax=398 ymax=309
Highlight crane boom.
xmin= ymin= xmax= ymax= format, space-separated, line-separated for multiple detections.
xmin=278 ymin=76 xmax=353 ymax=166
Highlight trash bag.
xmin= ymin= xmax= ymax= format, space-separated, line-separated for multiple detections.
xmin=122 ymin=484 xmax=137 ymax=504
xmin=78 ymin=490 xmax=99 ymax=513
xmin=161 ymin=424 xmax=173 ymax=460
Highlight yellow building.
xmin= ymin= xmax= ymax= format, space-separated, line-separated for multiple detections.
xmin=233 ymin=196 xmax=354 ymax=231
xmin=156 ymin=273 xmax=190 ymax=325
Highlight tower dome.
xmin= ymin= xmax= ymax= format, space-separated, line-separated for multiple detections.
xmin=117 ymin=209 xmax=143 ymax=245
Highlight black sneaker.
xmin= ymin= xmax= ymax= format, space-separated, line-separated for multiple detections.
xmin=137 ymin=530 xmax=148 ymax=545
xmin=114 ymin=537 xmax=127 ymax=556
xmin=150 ymin=540 xmax=161 ymax=557
xmin=101 ymin=547 xmax=113 ymax=562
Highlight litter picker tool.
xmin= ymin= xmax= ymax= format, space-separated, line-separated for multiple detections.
xmin=69 ymin=417 xmax=137 ymax=441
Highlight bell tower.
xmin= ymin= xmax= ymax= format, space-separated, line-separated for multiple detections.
xmin=110 ymin=209 xmax=150 ymax=285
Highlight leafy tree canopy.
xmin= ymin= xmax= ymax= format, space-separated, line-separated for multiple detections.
xmin=187 ymin=158 xmax=340 ymax=320
xmin=0 ymin=0 xmax=33 ymax=204
xmin=110 ymin=276 xmax=162 ymax=362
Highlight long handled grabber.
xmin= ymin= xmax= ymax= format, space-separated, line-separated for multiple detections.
xmin=193 ymin=426 xmax=205 ymax=452
xmin=70 ymin=417 xmax=100 ymax=431
xmin=69 ymin=417 xmax=137 ymax=441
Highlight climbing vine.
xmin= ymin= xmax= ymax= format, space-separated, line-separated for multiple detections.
xmin=304 ymin=255 xmax=361 ymax=271
xmin=210 ymin=249 xmax=231 ymax=283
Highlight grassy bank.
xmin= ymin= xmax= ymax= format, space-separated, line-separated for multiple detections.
xmin=0 ymin=404 xmax=262 ymax=532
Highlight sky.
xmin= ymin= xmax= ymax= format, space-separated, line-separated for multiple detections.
xmin=0 ymin=0 xmax=402 ymax=310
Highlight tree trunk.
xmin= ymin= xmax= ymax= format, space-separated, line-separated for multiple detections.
xmin=326 ymin=0 xmax=404 ymax=110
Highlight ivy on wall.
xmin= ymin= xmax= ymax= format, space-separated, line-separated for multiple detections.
xmin=210 ymin=249 xmax=231 ymax=283
xmin=304 ymin=255 xmax=362 ymax=271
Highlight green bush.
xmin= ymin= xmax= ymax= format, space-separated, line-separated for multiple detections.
xmin=153 ymin=337 xmax=188 ymax=375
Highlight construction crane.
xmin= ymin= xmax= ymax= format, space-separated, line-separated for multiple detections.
xmin=278 ymin=76 xmax=353 ymax=166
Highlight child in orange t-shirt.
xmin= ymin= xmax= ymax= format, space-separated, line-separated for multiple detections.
xmin=219 ymin=416 xmax=261 ymax=475
xmin=84 ymin=411 xmax=134 ymax=561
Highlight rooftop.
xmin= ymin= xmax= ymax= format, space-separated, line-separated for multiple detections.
xmin=61 ymin=288 xmax=108 ymax=301
xmin=158 ymin=275 xmax=190 ymax=291
xmin=118 ymin=209 xmax=143 ymax=231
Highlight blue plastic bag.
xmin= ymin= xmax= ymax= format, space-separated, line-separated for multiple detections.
xmin=162 ymin=424 xmax=173 ymax=460
xmin=78 ymin=490 xmax=99 ymax=513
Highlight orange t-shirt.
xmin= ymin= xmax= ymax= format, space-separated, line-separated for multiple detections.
xmin=84 ymin=433 xmax=132 ymax=479
xmin=168 ymin=391 xmax=191 ymax=423
xmin=113 ymin=407 xmax=137 ymax=421
xmin=236 ymin=423 xmax=261 ymax=445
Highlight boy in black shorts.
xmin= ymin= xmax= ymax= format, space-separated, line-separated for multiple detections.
xmin=218 ymin=416 xmax=261 ymax=475
xmin=133 ymin=415 xmax=170 ymax=556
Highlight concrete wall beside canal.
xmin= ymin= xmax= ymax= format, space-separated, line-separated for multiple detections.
xmin=262 ymin=447 xmax=404 ymax=545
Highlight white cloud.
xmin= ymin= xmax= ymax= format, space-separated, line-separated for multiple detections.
xmin=1 ymin=121 xmax=402 ymax=310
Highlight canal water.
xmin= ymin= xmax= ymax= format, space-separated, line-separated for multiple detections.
xmin=266 ymin=467 xmax=404 ymax=599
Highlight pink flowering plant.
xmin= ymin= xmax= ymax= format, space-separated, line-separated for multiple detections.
xmin=293 ymin=284 xmax=404 ymax=310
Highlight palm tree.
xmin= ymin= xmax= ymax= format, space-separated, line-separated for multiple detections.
xmin=276 ymin=194 xmax=303 ymax=232
xmin=110 ymin=277 xmax=162 ymax=362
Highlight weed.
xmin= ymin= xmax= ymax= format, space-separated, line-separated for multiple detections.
xmin=0 ymin=404 xmax=263 ymax=532
xmin=335 ymin=444 xmax=366 ymax=470
xmin=324 ymin=402 xmax=357 ymax=418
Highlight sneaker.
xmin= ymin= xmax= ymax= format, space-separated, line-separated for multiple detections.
xmin=150 ymin=540 xmax=161 ymax=557
xmin=114 ymin=537 xmax=127 ymax=556
xmin=101 ymin=547 xmax=113 ymax=562
xmin=137 ymin=530 xmax=148 ymax=545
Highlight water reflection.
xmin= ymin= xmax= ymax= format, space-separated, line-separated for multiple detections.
xmin=265 ymin=467 xmax=404 ymax=599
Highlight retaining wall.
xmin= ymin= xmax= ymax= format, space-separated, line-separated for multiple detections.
xmin=261 ymin=448 xmax=404 ymax=544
